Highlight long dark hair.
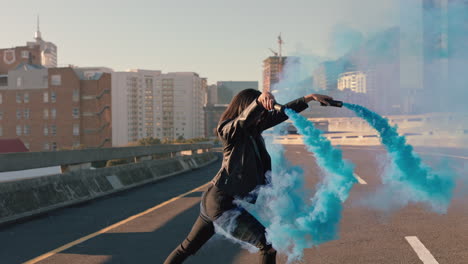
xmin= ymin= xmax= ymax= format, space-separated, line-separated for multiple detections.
xmin=219 ymin=89 xmax=262 ymax=123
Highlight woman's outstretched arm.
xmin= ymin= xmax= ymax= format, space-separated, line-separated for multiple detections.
xmin=259 ymin=93 xmax=333 ymax=131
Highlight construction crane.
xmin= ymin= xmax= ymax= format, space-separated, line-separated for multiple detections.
xmin=277 ymin=33 xmax=285 ymax=76
xmin=278 ymin=33 xmax=284 ymax=58
xmin=269 ymin=48 xmax=278 ymax=57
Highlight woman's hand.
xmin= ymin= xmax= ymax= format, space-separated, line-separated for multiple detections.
xmin=304 ymin=93 xmax=333 ymax=105
xmin=257 ymin=91 xmax=276 ymax=110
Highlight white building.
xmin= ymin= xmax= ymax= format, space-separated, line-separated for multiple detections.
xmin=26 ymin=17 xmax=57 ymax=68
xmin=337 ymin=71 xmax=367 ymax=93
xmin=111 ymin=70 xmax=205 ymax=146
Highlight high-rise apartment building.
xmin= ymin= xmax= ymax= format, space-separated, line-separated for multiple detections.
xmin=0 ymin=65 xmax=112 ymax=151
xmin=112 ymin=70 xmax=206 ymax=146
xmin=337 ymin=71 xmax=367 ymax=93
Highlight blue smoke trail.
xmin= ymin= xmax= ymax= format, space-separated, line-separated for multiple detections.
xmin=283 ymin=108 xmax=357 ymax=244
xmin=235 ymin=109 xmax=357 ymax=263
xmin=343 ymin=103 xmax=455 ymax=213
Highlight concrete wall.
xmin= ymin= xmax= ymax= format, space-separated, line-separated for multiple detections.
xmin=275 ymin=133 xmax=468 ymax=148
xmin=0 ymin=143 xmax=213 ymax=172
xmin=0 ymin=152 xmax=217 ymax=226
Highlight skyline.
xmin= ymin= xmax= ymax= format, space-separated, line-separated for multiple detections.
xmin=1 ymin=0 xmax=398 ymax=83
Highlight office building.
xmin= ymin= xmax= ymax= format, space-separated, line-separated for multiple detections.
xmin=217 ymin=81 xmax=259 ymax=104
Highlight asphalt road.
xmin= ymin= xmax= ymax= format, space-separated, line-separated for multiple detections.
xmin=0 ymin=145 xmax=466 ymax=264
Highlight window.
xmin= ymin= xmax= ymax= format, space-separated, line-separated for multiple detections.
xmin=72 ymin=108 xmax=79 ymax=119
xmin=51 ymin=92 xmax=56 ymax=103
xmin=43 ymin=142 xmax=49 ymax=151
xmin=16 ymin=110 xmax=22 ymax=119
xmin=51 ymin=125 xmax=57 ymax=136
xmin=16 ymin=93 xmax=22 ymax=103
xmin=0 ymin=111 xmax=3 ymax=120
xmin=16 ymin=125 xmax=22 ymax=136
xmin=23 ymin=125 xmax=30 ymax=135
xmin=17 ymin=77 xmax=22 ymax=87
xmin=0 ymin=93 xmax=2 ymax=104
xmin=21 ymin=50 xmax=29 ymax=58
xmin=51 ymin=75 xmax=61 ymax=86
xmin=73 ymin=89 xmax=79 ymax=102
xmin=0 ymin=126 xmax=2 ymax=136
xmin=51 ymin=108 xmax=56 ymax=119
xmin=24 ymin=109 xmax=30 ymax=119
xmin=24 ymin=92 xmax=29 ymax=103
xmin=73 ymin=124 xmax=80 ymax=136
xmin=43 ymin=109 xmax=49 ymax=119
xmin=43 ymin=92 xmax=49 ymax=103
xmin=44 ymin=126 xmax=48 ymax=136
xmin=52 ymin=142 xmax=57 ymax=151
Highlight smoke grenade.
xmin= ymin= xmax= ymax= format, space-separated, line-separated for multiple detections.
xmin=273 ymin=98 xmax=343 ymax=112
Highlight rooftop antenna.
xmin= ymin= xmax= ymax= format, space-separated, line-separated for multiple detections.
xmin=35 ymin=15 xmax=42 ymax=40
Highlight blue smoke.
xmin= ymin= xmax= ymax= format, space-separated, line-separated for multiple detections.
xmin=235 ymin=109 xmax=357 ymax=262
xmin=344 ymin=103 xmax=455 ymax=213
xmin=282 ymin=108 xmax=356 ymax=244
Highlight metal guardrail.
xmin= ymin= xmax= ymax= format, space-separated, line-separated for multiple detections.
xmin=0 ymin=143 xmax=213 ymax=172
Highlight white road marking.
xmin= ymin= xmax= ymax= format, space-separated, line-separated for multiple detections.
xmin=353 ymin=173 xmax=367 ymax=184
xmin=23 ymin=182 xmax=211 ymax=264
xmin=417 ymin=151 xmax=468 ymax=160
xmin=405 ymin=236 xmax=439 ymax=264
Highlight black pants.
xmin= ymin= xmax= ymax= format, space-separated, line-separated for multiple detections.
xmin=164 ymin=184 xmax=276 ymax=264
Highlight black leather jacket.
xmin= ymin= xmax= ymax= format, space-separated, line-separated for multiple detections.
xmin=212 ymin=97 xmax=309 ymax=197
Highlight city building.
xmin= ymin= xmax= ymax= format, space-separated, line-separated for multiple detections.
xmin=217 ymin=81 xmax=259 ymax=104
xmin=337 ymin=71 xmax=367 ymax=93
xmin=112 ymin=70 xmax=206 ymax=146
xmin=262 ymin=56 xmax=287 ymax=92
xmin=0 ymin=45 xmax=42 ymax=74
xmin=0 ymin=65 xmax=112 ymax=151
xmin=399 ymin=0 xmax=468 ymax=113
xmin=204 ymin=104 xmax=227 ymax=138
xmin=0 ymin=17 xmax=57 ymax=74
xmin=206 ymin=84 xmax=218 ymax=105
xmin=312 ymin=60 xmax=352 ymax=91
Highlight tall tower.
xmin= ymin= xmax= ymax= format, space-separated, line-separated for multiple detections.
xmin=27 ymin=16 xmax=58 ymax=68
xmin=35 ymin=15 xmax=42 ymax=40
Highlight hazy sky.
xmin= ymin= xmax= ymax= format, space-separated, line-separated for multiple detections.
xmin=1 ymin=0 xmax=398 ymax=83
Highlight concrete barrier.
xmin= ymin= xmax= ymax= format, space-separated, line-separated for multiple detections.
xmin=0 ymin=152 xmax=218 ymax=226
xmin=274 ymin=134 xmax=468 ymax=148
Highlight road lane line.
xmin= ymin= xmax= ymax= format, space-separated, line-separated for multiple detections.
xmin=416 ymin=151 xmax=468 ymax=160
xmin=23 ymin=182 xmax=212 ymax=264
xmin=353 ymin=173 xmax=367 ymax=184
xmin=405 ymin=236 xmax=439 ymax=264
